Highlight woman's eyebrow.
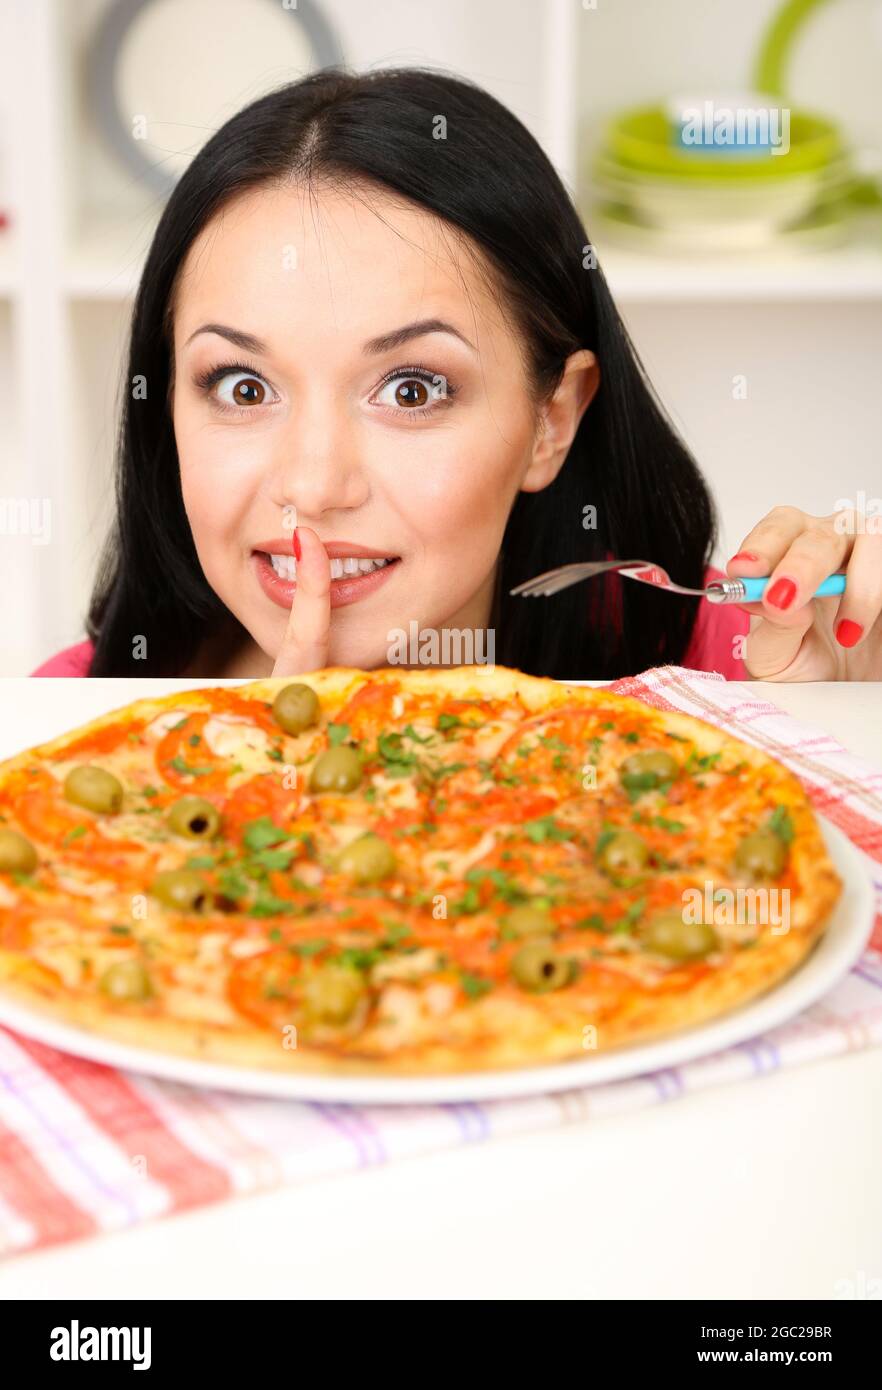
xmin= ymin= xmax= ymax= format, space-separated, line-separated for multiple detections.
xmin=184 ymin=323 xmax=266 ymax=353
xmin=183 ymin=316 xmax=476 ymax=356
xmin=363 ymin=318 xmax=476 ymax=355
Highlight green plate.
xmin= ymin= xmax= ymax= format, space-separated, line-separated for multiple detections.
xmin=607 ymin=104 xmax=841 ymax=181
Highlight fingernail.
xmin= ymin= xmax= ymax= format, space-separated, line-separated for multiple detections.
xmin=766 ymin=577 xmax=797 ymax=611
xmin=729 ymin=551 xmax=759 ymax=564
xmin=835 ymin=618 xmax=863 ymax=648
xmin=292 ymin=527 xmax=302 ymax=562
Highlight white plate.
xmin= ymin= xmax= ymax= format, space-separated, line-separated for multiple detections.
xmin=0 ymin=817 xmax=873 ymax=1105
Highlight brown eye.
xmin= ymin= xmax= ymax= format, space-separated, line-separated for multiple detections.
xmin=394 ymin=378 xmax=429 ymax=407
xmin=212 ymin=370 xmax=272 ymax=410
xmin=231 ymin=377 xmax=265 ymax=406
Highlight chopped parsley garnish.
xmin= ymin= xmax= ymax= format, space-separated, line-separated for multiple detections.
xmin=242 ymin=817 xmax=289 ymax=852
xmin=437 ymin=712 xmax=462 ymax=732
xmin=251 ymin=891 xmax=296 ymax=918
xmin=767 ymin=805 xmax=795 ymax=844
xmin=685 ymin=750 xmax=722 ymax=775
xmin=524 ymin=815 xmax=573 ymax=844
xmin=327 ymin=722 xmax=351 ymax=747
xmin=450 ymin=885 xmax=482 ymax=915
xmin=464 ymin=867 xmax=528 ymax=904
xmin=376 ymin=731 xmax=419 ymax=775
xmin=613 ymin=897 xmax=646 ymax=933
xmin=460 ymin=972 xmax=493 ymax=1000
xmin=652 ymin=816 xmax=686 ymax=834
xmin=291 ymin=938 xmax=329 ymax=957
xmin=402 ymin=724 xmax=434 ymax=744
xmin=250 ymin=846 xmax=295 ymax=871
xmin=573 ymin=913 xmax=606 ymax=932
xmin=168 ymin=755 xmax=215 ymax=777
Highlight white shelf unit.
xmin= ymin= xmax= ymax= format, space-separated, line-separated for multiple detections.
xmin=2 ymin=0 xmax=882 ymax=674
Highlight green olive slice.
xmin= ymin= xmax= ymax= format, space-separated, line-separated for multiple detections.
xmin=336 ymin=833 xmax=396 ymax=883
xmin=733 ymin=830 xmax=788 ymax=881
xmin=619 ymin=749 xmax=679 ymax=795
xmin=303 ymin=965 xmax=366 ymax=1025
xmin=510 ymin=939 xmax=574 ymax=993
xmin=640 ymin=913 xmax=719 ymax=961
xmin=272 ymin=682 xmax=320 ymax=735
xmin=99 ymin=958 xmax=154 ymax=1001
xmin=309 ymin=745 xmax=363 ymax=793
xmin=0 ymin=827 xmax=38 ymax=874
xmin=597 ymin=829 xmax=649 ymax=881
xmin=166 ymin=796 xmax=220 ymax=841
xmin=63 ymin=765 xmax=124 ymax=815
xmin=149 ymin=869 xmax=215 ymax=913
xmin=505 ymin=903 xmax=554 ymax=938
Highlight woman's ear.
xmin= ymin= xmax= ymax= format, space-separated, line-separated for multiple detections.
xmin=521 ymin=348 xmax=600 ymax=492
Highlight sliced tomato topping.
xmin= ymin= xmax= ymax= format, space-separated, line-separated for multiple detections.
xmin=430 ymin=764 xmax=558 ymax=826
xmin=497 ymin=706 xmax=630 ymax=799
xmin=220 ymin=773 xmax=303 ymax=840
xmin=54 ymin=716 xmax=150 ymax=760
xmin=333 ymin=678 xmax=408 ymax=740
xmin=155 ymin=712 xmax=231 ymax=796
xmin=227 ymin=945 xmax=306 ymax=1031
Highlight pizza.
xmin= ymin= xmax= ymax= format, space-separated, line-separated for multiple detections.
xmin=0 ymin=666 xmax=841 ymax=1075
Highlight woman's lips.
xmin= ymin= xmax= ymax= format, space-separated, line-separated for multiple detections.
xmin=252 ymin=550 xmax=401 ymax=609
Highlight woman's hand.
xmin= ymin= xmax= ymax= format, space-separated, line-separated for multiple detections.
xmin=727 ymin=507 xmax=882 ymax=681
xmin=271 ymin=527 xmax=331 ymax=677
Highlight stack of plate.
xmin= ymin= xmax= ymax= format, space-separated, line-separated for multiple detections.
xmin=591 ymin=99 xmax=857 ymax=252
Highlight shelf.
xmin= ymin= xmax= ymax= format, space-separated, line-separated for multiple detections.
xmin=594 ymin=227 xmax=882 ymax=304
xmin=64 ymin=217 xmax=159 ymax=300
xmin=59 ymin=215 xmax=882 ymax=306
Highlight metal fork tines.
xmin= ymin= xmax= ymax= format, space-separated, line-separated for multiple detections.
xmin=510 ymin=558 xmax=708 ymax=599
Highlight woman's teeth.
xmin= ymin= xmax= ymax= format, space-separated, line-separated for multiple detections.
xmin=267 ymin=554 xmax=392 ymax=581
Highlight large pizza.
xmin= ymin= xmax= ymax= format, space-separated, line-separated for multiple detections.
xmin=0 ymin=666 xmax=841 ymax=1074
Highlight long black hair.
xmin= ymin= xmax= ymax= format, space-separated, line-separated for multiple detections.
xmin=88 ymin=66 xmax=715 ymax=678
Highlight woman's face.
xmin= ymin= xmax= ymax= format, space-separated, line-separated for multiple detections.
xmin=170 ymin=181 xmax=588 ymax=669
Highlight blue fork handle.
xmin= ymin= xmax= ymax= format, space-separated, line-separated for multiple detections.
xmin=740 ymin=574 xmax=846 ymax=602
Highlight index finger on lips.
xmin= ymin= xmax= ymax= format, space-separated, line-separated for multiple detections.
xmin=271 ymin=526 xmax=331 ymax=677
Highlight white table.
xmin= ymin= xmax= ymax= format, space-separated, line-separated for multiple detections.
xmin=1 ymin=681 xmax=880 ymax=1300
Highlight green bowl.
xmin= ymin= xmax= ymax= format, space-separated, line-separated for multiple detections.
xmin=606 ymin=104 xmax=842 ymax=181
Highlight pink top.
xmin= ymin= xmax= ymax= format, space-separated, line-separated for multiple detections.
xmin=31 ymin=570 xmax=749 ymax=680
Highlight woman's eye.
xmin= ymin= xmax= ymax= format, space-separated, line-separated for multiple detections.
xmin=374 ymin=372 xmax=450 ymax=411
xmin=214 ymin=372 xmax=272 ymax=408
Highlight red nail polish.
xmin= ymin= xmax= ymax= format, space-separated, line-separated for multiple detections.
xmin=766 ymin=577 xmax=797 ymax=611
xmin=835 ymin=618 xmax=863 ymax=648
xmin=292 ymin=527 xmax=301 ymax=561
xmin=729 ymin=551 xmax=759 ymax=563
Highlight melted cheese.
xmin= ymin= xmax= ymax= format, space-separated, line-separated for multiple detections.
xmin=202 ymin=716 xmax=270 ymax=771
xmin=144 ymin=710 xmax=193 ymax=743
xmin=424 ymin=828 xmax=497 ymax=881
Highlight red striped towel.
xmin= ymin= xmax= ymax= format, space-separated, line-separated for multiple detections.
xmin=1 ymin=668 xmax=880 ymax=1258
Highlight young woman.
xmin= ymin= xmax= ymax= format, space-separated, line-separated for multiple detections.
xmin=34 ymin=68 xmax=879 ymax=682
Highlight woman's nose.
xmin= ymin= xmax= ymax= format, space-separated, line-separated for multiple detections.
xmin=270 ymin=397 xmax=369 ymax=516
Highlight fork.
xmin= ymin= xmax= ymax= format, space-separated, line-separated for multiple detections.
xmin=509 ymin=558 xmax=847 ymax=604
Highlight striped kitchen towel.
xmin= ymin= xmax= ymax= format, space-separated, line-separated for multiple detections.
xmin=1 ymin=668 xmax=880 ymax=1258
